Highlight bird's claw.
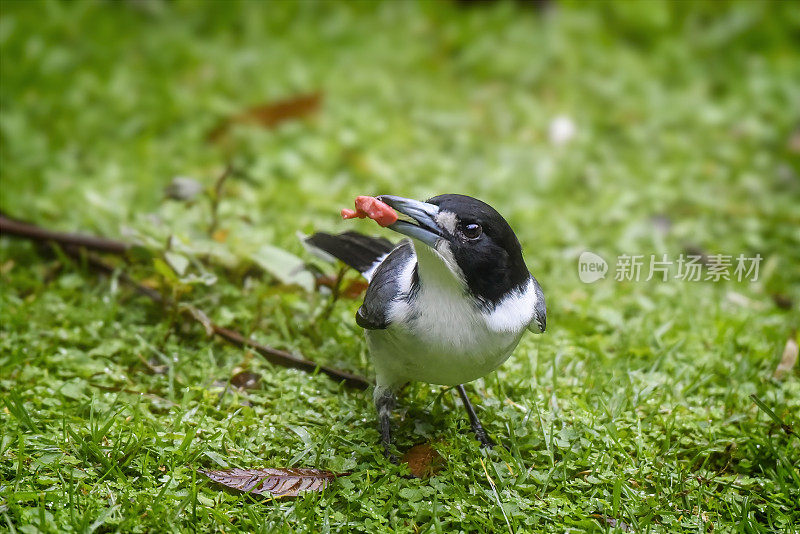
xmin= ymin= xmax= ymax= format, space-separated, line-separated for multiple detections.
xmin=475 ymin=428 xmax=496 ymax=449
xmin=382 ymin=444 xmax=399 ymax=464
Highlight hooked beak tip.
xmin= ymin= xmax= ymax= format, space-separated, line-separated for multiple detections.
xmin=376 ymin=195 xmax=442 ymax=247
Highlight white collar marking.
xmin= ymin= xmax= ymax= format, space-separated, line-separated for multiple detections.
xmin=483 ymin=277 xmax=537 ymax=333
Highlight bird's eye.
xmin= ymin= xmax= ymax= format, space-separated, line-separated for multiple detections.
xmin=462 ymin=223 xmax=482 ymax=239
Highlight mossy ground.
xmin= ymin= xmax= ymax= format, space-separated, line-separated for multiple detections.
xmin=1 ymin=1 xmax=798 ymax=532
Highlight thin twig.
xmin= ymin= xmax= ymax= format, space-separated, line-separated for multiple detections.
xmin=1 ymin=216 xmax=371 ymax=390
xmin=317 ymin=264 xmax=348 ymax=322
xmin=208 ymin=164 xmax=233 ymax=236
xmin=0 ymin=216 xmax=130 ymax=255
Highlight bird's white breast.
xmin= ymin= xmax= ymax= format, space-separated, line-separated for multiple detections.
xmin=367 ymin=243 xmax=535 ymax=387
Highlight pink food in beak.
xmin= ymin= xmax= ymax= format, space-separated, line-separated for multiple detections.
xmin=341 ymin=196 xmax=398 ymax=227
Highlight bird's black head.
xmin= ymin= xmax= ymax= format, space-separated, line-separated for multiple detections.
xmin=377 ymin=194 xmax=530 ymax=304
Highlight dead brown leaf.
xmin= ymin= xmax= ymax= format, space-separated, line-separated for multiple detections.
xmin=208 ymin=93 xmax=322 ymax=142
xmin=316 ymin=275 xmax=369 ymax=299
xmin=137 ymin=354 xmax=167 ymax=375
xmin=231 ymin=370 xmax=261 ymax=390
xmin=771 ymin=293 xmax=793 ymax=310
xmin=200 ymin=467 xmax=345 ymax=497
xmin=402 ymin=443 xmax=445 ymax=479
xmin=315 ymin=274 xmax=339 ymax=290
xmin=341 ymin=280 xmax=369 ymax=299
xmin=773 ymin=335 xmax=798 ymax=380
xmin=211 ymin=229 xmax=229 ymax=243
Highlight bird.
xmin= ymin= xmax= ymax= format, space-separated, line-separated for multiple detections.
xmin=306 ymin=194 xmax=545 ymax=457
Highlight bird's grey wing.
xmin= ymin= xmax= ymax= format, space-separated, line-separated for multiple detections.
xmin=528 ymin=276 xmax=546 ymax=333
xmin=356 ymin=240 xmax=415 ymax=330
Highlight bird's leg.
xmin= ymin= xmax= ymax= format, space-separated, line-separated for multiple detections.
xmin=373 ymin=385 xmax=398 ymax=461
xmin=456 ymin=384 xmax=495 ymax=448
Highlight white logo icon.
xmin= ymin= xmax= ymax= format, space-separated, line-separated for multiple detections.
xmin=578 ymin=251 xmax=607 ymax=283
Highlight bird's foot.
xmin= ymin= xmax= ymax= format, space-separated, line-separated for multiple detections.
xmin=382 ymin=441 xmax=399 ymax=464
xmin=375 ymin=385 xmax=398 ymax=462
xmin=456 ymin=385 xmax=498 ymax=449
xmin=473 ymin=427 xmax=496 ymax=449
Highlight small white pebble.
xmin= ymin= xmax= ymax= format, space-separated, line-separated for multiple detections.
xmin=549 ymin=115 xmax=577 ymax=146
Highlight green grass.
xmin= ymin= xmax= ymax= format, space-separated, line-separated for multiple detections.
xmin=1 ymin=0 xmax=799 ymax=532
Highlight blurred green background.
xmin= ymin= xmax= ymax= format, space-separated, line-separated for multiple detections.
xmin=1 ymin=1 xmax=798 ymax=532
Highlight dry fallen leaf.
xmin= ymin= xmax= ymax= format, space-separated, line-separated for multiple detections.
xmin=137 ymin=354 xmax=167 ymax=375
xmin=230 ymin=370 xmax=261 ymax=390
xmin=200 ymin=467 xmax=346 ymax=497
xmin=402 ymin=443 xmax=445 ymax=479
xmin=211 ymin=229 xmax=229 ymax=243
xmin=771 ymin=293 xmax=793 ymax=310
xmin=315 ymin=274 xmax=339 ymax=289
xmin=342 ymin=280 xmax=369 ymax=298
xmin=316 ymin=275 xmax=369 ymax=299
xmin=208 ymin=93 xmax=322 ymax=142
xmin=773 ymin=336 xmax=798 ymax=380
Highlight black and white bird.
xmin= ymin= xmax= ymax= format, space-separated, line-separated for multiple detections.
xmin=307 ymin=194 xmax=545 ymax=456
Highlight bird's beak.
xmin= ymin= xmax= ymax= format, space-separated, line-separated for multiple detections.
xmin=377 ymin=195 xmax=441 ymax=248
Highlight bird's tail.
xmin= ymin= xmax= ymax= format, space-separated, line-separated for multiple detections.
xmin=305 ymin=231 xmax=395 ymax=281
